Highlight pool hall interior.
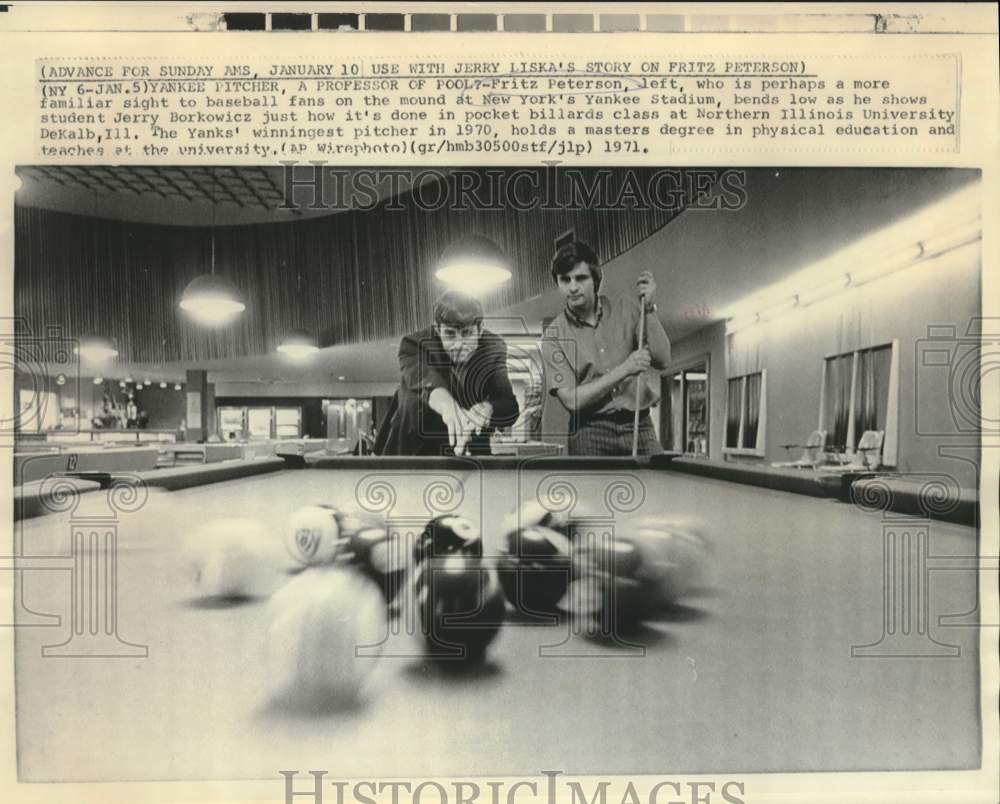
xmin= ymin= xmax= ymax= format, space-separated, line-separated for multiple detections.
xmin=7 ymin=165 xmax=986 ymax=780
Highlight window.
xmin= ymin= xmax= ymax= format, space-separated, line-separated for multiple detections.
xmin=275 ymin=407 xmax=302 ymax=439
xmin=218 ymin=407 xmax=245 ymax=441
xmin=820 ymin=342 xmax=898 ymax=464
xmin=724 ymin=370 xmax=766 ymax=456
xmin=216 ymin=405 xmax=304 ymax=440
xmin=823 ymin=353 xmax=853 ymax=450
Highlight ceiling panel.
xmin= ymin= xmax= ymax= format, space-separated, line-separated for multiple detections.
xmin=14 ymin=165 xmax=435 ymax=226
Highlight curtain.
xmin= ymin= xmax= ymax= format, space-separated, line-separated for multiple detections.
xmin=15 ymin=167 xmax=698 ymax=364
xmin=726 ymin=377 xmax=742 ymax=448
xmin=744 ymin=372 xmax=761 ymax=448
xmin=854 ymin=345 xmax=892 ymax=437
xmin=824 ymin=354 xmax=852 ymax=450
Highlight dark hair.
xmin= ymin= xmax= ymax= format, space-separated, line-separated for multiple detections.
xmin=550 ymin=241 xmax=602 ymax=292
xmin=433 ymin=291 xmax=484 ymax=327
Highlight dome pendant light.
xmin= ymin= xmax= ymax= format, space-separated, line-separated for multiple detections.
xmin=180 ymin=171 xmax=246 ymax=326
xmin=434 ymin=234 xmax=512 ymax=296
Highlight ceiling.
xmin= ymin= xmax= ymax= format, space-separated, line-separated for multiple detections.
xmin=15 ymin=165 xmax=440 ymax=227
xmin=26 ymin=167 xmax=980 ymax=386
xmin=594 ymin=167 xmax=980 ymax=337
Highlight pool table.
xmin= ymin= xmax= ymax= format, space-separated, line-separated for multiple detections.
xmin=10 ymin=457 xmax=983 ymax=782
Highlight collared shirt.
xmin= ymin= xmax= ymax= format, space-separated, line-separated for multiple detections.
xmin=541 ymin=295 xmax=661 ymax=416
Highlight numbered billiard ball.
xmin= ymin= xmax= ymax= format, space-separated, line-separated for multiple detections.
xmin=414 ymin=552 xmax=506 ymax=663
xmin=414 ymin=514 xmax=483 ymax=564
xmin=352 ymin=527 xmax=408 ymax=604
xmin=283 ymin=505 xmax=347 ymax=567
xmin=500 ymin=500 xmax=570 ymax=538
xmin=497 ymin=525 xmax=573 ymax=614
xmin=564 ymin=535 xmax=654 ymax=635
xmin=631 ymin=518 xmax=713 ymax=606
xmin=284 ymin=505 xmax=384 ymax=569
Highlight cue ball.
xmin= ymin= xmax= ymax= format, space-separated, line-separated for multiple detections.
xmin=264 ymin=566 xmax=386 ymax=708
xmin=284 ymin=505 xmax=346 ymax=567
xmin=185 ymin=518 xmax=283 ymax=600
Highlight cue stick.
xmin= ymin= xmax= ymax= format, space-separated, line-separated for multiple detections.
xmin=631 ymin=300 xmax=647 ymax=457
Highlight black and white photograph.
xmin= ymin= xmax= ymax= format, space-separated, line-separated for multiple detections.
xmin=7 ymin=163 xmax=987 ymax=782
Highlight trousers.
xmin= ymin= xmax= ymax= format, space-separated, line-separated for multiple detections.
xmin=568 ymin=411 xmax=663 ymax=457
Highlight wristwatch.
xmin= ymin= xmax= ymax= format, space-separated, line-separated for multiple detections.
xmin=644 ymin=301 xmax=657 ymax=314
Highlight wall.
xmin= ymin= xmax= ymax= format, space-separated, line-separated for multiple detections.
xmin=720 ymin=241 xmax=981 ymax=490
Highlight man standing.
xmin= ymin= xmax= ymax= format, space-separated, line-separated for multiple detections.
xmin=381 ymin=291 xmax=519 ymax=456
xmin=541 ymin=241 xmax=671 ymax=456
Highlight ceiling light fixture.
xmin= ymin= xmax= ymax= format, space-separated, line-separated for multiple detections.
xmin=847 ymin=242 xmax=924 ymax=287
xmin=798 ymin=274 xmax=851 ymax=307
xmin=277 ymin=328 xmax=319 ymax=360
xmin=434 ymin=234 xmax=512 ymax=296
xmin=179 ymin=273 xmax=246 ymax=326
xmin=726 ymin=215 xmax=981 ymax=335
xmin=179 ymin=169 xmax=246 ymax=326
xmin=74 ymin=334 xmax=119 ymax=362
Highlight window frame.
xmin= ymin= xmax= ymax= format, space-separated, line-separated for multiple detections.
xmin=817 ymin=339 xmax=899 ymax=467
xmin=722 ymin=369 xmax=767 ymax=458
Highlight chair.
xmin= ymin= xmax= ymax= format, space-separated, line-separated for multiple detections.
xmin=773 ymin=430 xmax=827 ymax=469
xmin=819 ymin=430 xmax=884 ymax=472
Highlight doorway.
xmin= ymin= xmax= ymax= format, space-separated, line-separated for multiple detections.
xmin=323 ymin=398 xmax=373 ymax=453
xmin=661 ymin=358 xmax=710 ymax=457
